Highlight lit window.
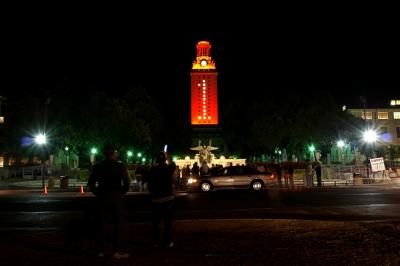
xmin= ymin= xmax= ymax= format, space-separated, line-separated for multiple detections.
xmin=394 ymin=112 xmax=400 ymax=119
xmin=391 ymin=100 xmax=396 ymax=106
xmin=198 ymin=116 xmax=202 ymax=120
xmin=397 ymin=100 xmax=400 ymax=105
xmin=361 ymin=112 xmax=373 ymax=120
xmin=203 ymin=116 xmax=206 ymax=119
xmin=378 ymin=112 xmax=388 ymax=119
xmin=202 ymin=80 xmax=206 ymax=82
xmin=198 ymin=84 xmax=201 ymax=86
xmin=208 ymin=116 xmax=211 ymax=120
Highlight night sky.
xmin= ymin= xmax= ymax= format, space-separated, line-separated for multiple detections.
xmin=3 ymin=14 xmax=398 ymax=110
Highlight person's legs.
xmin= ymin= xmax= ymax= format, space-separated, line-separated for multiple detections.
xmin=162 ymin=201 xmax=174 ymax=245
xmin=109 ymin=193 xmax=126 ymax=253
xmin=289 ymin=174 xmax=294 ymax=188
xmin=151 ymin=203 xmax=162 ymax=246
xmin=306 ymin=175 xmax=312 ymax=187
xmin=94 ymin=198 xmax=107 ymax=255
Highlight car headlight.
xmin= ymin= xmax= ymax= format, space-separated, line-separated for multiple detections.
xmin=188 ymin=178 xmax=197 ymax=184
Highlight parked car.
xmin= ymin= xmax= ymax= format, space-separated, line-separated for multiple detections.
xmin=187 ymin=165 xmax=276 ymax=192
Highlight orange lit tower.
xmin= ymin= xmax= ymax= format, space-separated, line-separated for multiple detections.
xmin=191 ymin=41 xmax=218 ymax=125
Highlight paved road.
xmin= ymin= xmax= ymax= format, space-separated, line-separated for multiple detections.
xmin=1 ymin=184 xmax=400 ymax=230
xmin=1 ymin=185 xmax=400 ymax=265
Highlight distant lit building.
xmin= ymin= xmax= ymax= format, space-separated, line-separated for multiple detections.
xmin=191 ymin=41 xmax=218 ymax=125
xmin=348 ymin=99 xmax=400 ymax=146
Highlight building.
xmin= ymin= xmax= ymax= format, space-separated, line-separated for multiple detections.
xmin=348 ymin=99 xmax=400 ymax=146
xmin=191 ymin=41 xmax=218 ymax=125
xmin=190 ymin=41 xmax=225 ymax=152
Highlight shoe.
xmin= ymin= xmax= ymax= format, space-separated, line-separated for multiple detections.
xmin=113 ymin=251 xmax=130 ymax=259
xmin=97 ymin=252 xmax=105 ymax=258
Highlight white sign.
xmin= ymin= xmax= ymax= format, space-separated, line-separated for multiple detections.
xmin=370 ymin=157 xmax=385 ymax=172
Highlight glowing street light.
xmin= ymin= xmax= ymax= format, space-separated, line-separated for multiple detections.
xmin=337 ymin=140 xmax=345 ymax=148
xmin=363 ymin=130 xmax=377 ymax=143
xmin=34 ymin=133 xmax=47 ymax=145
xmin=34 ymin=133 xmax=47 ymax=188
xmin=308 ymin=145 xmax=315 ymax=152
xmin=90 ymin=147 xmax=98 ymax=166
xmin=308 ymin=144 xmax=316 ymax=161
xmin=127 ymin=151 xmax=133 ymax=157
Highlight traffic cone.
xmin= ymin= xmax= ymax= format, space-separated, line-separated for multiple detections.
xmin=43 ymin=185 xmax=48 ymax=195
xmin=80 ymin=185 xmax=84 ymax=194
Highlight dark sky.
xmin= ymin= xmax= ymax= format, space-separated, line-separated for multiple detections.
xmin=3 ymin=14 xmax=399 ymax=109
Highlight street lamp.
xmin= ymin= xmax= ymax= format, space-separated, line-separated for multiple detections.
xmin=90 ymin=147 xmax=97 ymax=166
xmin=308 ymin=144 xmax=316 ymax=161
xmin=64 ymin=146 xmax=70 ymax=172
xmin=363 ymin=129 xmax=378 ymax=180
xmin=34 ymin=133 xmax=47 ymax=188
xmin=337 ymin=140 xmax=345 ymax=163
xmin=127 ymin=150 xmax=133 ymax=163
xmin=363 ymin=130 xmax=377 ymax=143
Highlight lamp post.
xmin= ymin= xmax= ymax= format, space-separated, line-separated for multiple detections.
xmin=127 ymin=150 xmax=133 ymax=164
xmin=90 ymin=148 xmax=97 ymax=166
xmin=35 ymin=133 xmax=47 ymax=188
xmin=363 ymin=129 xmax=377 ymax=180
xmin=308 ymin=144 xmax=316 ymax=161
xmin=337 ymin=140 xmax=345 ymax=163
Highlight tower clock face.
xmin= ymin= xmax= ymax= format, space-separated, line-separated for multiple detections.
xmin=200 ymin=59 xmax=208 ymax=67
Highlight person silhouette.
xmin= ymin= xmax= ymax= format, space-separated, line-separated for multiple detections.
xmin=87 ymin=144 xmax=130 ymax=259
xmin=147 ymin=151 xmax=175 ymax=248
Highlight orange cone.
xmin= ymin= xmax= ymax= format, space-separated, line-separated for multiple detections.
xmin=44 ymin=185 xmax=48 ymax=195
xmin=80 ymin=185 xmax=84 ymax=194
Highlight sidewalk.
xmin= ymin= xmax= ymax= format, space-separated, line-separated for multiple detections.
xmin=1 ymin=219 xmax=399 ymax=265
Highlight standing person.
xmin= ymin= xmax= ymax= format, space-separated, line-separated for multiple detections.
xmin=191 ymin=162 xmax=199 ymax=177
xmin=181 ymin=165 xmax=191 ymax=189
xmin=288 ymin=163 xmax=295 ymax=188
xmin=304 ymin=159 xmax=314 ymax=188
xmin=315 ymin=160 xmax=322 ymax=187
xmin=148 ymin=151 xmax=175 ymax=248
xmin=87 ymin=144 xmax=130 ymax=259
xmin=271 ymin=160 xmax=282 ymax=188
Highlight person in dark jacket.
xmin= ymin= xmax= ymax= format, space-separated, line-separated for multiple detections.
xmin=147 ymin=151 xmax=175 ymax=248
xmin=87 ymin=144 xmax=130 ymax=259
xmin=315 ymin=160 xmax=322 ymax=187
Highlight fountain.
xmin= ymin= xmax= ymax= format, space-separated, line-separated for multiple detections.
xmin=173 ymin=140 xmax=246 ymax=169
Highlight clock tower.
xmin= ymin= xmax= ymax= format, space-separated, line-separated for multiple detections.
xmin=190 ymin=41 xmax=226 ymax=153
xmin=191 ymin=41 xmax=218 ymax=125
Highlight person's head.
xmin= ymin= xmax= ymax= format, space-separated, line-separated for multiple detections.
xmin=156 ymin=151 xmax=167 ymax=165
xmin=103 ymin=144 xmax=116 ymax=160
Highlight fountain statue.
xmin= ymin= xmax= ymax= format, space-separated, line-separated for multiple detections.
xmin=190 ymin=140 xmax=218 ymax=164
xmin=172 ymin=139 xmax=246 ymax=170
